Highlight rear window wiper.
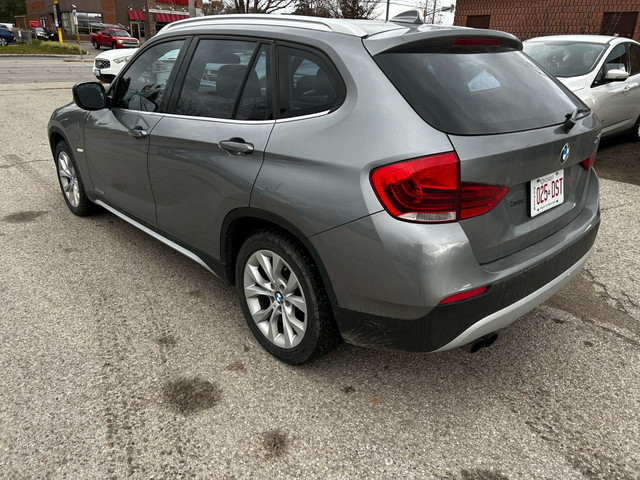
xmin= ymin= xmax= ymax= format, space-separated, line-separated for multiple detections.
xmin=563 ymin=107 xmax=591 ymax=133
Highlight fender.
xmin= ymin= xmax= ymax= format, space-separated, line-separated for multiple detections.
xmin=221 ymin=207 xmax=338 ymax=305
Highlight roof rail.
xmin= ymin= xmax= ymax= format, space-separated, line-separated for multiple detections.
xmin=159 ymin=14 xmax=372 ymax=37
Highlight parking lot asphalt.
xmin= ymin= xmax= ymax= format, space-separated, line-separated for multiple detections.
xmin=1 ymin=59 xmax=639 ymax=479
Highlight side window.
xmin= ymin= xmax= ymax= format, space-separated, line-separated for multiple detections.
xmin=277 ymin=45 xmax=343 ymax=118
xmin=113 ymin=39 xmax=184 ymax=112
xmin=630 ymin=44 xmax=640 ymax=75
xmin=594 ymin=43 xmax=629 ymax=85
xmin=176 ymin=39 xmax=271 ymax=120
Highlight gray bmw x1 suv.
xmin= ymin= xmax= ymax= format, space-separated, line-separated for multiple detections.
xmin=48 ymin=13 xmax=601 ymax=364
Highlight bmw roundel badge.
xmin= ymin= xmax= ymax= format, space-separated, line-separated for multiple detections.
xmin=560 ymin=143 xmax=570 ymax=164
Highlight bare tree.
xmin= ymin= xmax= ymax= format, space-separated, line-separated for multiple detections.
xmin=292 ymin=0 xmax=332 ymax=17
xmin=202 ymin=0 xmax=229 ymax=15
xmin=227 ymin=0 xmax=297 ymax=14
xmin=328 ymin=0 xmax=379 ymax=19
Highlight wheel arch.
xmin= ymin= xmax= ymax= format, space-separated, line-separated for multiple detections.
xmin=221 ymin=208 xmax=338 ymax=305
xmin=49 ymin=128 xmax=68 ymax=158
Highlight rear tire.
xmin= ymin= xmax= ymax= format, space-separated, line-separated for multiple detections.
xmin=0 ymin=38 xmax=7 ymax=47
xmin=55 ymin=141 xmax=98 ymax=217
xmin=235 ymin=229 xmax=340 ymax=364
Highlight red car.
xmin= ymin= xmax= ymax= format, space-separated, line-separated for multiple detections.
xmin=90 ymin=28 xmax=139 ymax=49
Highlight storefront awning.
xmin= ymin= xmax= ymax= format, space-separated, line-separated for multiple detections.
xmin=155 ymin=12 xmax=189 ymax=23
xmin=128 ymin=10 xmax=144 ymax=21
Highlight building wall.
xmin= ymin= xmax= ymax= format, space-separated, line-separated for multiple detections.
xmin=453 ymin=0 xmax=640 ymax=40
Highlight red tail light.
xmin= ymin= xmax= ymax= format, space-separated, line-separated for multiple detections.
xmin=452 ymin=37 xmax=502 ymax=47
xmin=580 ymin=149 xmax=597 ymax=171
xmin=370 ymin=152 xmax=509 ymax=223
xmin=439 ymin=285 xmax=488 ymax=304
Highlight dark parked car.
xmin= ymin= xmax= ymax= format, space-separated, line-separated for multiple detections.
xmin=33 ymin=27 xmax=56 ymax=41
xmin=0 ymin=27 xmax=15 ymax=46
xmin=48 ymin=13 xmax=601 ymax=364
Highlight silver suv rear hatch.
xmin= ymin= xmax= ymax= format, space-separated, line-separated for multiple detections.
xmin=366 ymin=28 xmax=601 ymax=264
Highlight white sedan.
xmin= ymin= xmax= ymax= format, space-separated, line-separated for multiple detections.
xmin=524 ymin=35 xmax=640 ymax=140
xmin=93 ymin=48 xmax=137 ymax=83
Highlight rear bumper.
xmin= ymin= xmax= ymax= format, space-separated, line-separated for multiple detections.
xmin=331 ymin=222 xmax=598 ymax=352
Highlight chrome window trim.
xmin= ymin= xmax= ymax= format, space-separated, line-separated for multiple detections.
xmin=159 ymin=112 xmax=276 ymax=125
xmin=276 ymin=110 xmax=332 ymax=123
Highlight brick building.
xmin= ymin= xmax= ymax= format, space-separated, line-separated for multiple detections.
xmin=453 ymin=0 xmax=640 ymax=41
xmin=20 ymin=0 xmax=190 ymax=42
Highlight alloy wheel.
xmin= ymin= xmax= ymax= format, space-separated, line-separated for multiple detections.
xmin=243 ymin=249 xmax=307 ymax=349
xmin=57 ymin=151 xmax=80 ymax=208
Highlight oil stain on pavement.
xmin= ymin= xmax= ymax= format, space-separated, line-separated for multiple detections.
xmin=162 ymin=378 xmax=221 ymax=415
xmin=2 ymin=210 xmax=48 ymax=224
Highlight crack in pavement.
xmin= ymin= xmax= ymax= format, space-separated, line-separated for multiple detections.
xmin=0 ymin=159 xmax=50 ymax=170
xmin=583 ymin=267 xmax=637 ymax=318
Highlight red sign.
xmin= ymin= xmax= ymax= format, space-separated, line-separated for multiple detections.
xmin=30 ymin=20 xmax=39 ymax=28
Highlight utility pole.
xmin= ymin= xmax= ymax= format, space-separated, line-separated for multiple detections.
xmin=385 ymin=0 xmax=390 ymax=22
xmin=53 ymin=0 xmax=62 ymax=43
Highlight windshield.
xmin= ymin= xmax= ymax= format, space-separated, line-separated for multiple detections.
xmin=111 ymin=29 xmax=129 ymax=37
xmin=523 ymin=41 xmax=606 ymax=78
xmin=375 ymin=50 xmax=582 ymax=135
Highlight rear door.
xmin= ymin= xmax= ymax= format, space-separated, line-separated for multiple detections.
xmin=147 ymin=38 xmax=274 ymax=257
xmin=83 ymin=39 xmax=186 ymax=224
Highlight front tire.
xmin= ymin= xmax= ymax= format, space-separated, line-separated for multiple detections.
xmin=92 ymin=39 xmax=99 ymax=50
xmin=235 ymin=230 xmax=339 ymax=364
xmin=0 ymin=38 xmax=7 ymax=47
xmin=632 ymin=116 xmax=640 ymax=142
xmin=111 ymin=42 xmax=116 ymax=49
xmin=55 ymin=141 xmax=97 ymax=216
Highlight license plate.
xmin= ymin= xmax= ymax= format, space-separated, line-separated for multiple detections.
xmin=93 ymin=68 xmax=100 ymax=75
xmin=530 ymin=169 xmax=564 ymax=217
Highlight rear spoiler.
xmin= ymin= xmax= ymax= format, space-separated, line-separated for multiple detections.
xmin=365 ymin=29 xmax=522 ymax=56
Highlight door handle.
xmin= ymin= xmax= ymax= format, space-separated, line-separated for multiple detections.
xmin=219 ymin=139 xmax=254 ymax=155
xmin=128 ymin=127 xmax=148 ymax=139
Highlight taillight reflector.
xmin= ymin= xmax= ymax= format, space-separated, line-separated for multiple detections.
xmin=439 ymin=285 xmax=488 ymax=304
xmin=580 ymin=149 xmax=597 ymax=171
xmin=370 ymin=153 xmax=509 ymax=223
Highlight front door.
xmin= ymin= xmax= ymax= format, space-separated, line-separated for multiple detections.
xmin=591 ymin=42 xmax=640 ymax=135
xmin=83 ymin=38 xmax=186 ymax=224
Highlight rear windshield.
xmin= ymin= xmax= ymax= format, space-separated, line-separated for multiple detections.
xmin=374 ymin=50 xmax=582 ymax=135
xmin=523 ymin=41 xmax=606 ymax=78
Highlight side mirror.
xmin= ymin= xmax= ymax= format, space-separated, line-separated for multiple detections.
xmin=72 ymin=82 xmax=106 ymax=110
xmin=605 ymin=69 xmax=629 ymax=81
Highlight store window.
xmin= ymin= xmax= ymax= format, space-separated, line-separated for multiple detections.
xmin=76 ymin=13 xmax=102 ymax=34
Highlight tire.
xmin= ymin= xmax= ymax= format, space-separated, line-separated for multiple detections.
xmin=54 ymin=141 xmax=97 ymax=217
xmin=92 ymin=39 xmax=99 ymax=50
xmin=235 ymin=229 xmax=340 ymax=364
xmin=632 ymin=116 xmax=640 ymax=142
xmin=111 ymin=42 xmax=116 ymax=49
xmin=0 ymin=38 xmax=7 ymax=47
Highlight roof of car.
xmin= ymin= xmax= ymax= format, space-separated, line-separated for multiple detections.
xmin=157 ymin=13 xmax=470 ymax=39
xmin=525 ymin=34 xmax=638 ymax=45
